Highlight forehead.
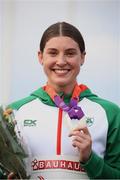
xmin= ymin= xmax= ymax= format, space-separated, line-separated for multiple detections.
xmin=44 ymin=36 xmax=79 ymax=49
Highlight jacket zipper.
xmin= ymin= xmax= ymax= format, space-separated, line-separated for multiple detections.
xmin=56 ymin=108 xmax=63 ymax=155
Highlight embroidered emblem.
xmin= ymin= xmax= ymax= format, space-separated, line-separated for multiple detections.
xmin=86 ymin=117 xmax=94 ymax=127
xmin=24 ymin=119 xmax=37 ymax=127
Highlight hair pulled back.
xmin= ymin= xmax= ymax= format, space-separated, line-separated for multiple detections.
xmin=40 ymin=22 xmax=85 ymax=54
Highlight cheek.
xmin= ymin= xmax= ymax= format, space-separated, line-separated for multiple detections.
xmin=72 ymin=61 xmax=81 ymax=74
xmin=69 ymin=56 xmax=81 ymax=65
xmin=76 ymin=66 xmax=80 ymax=75
xmin=42 ymin=61 xmax=53 ymax=76
xmin=70 ymin=60 xmax=81 ymax=69
xmin=42 ymin=56 xmax=56 ymax=66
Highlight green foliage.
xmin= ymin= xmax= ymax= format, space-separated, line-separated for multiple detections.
xmin=0 ymin=106 xmax=30 ymax=179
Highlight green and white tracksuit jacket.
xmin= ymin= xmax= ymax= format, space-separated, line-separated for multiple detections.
xmin=2 ymin=85 xmax=120 ymax=179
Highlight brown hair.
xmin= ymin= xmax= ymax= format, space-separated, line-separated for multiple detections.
xmin=40 ymin=22 xmax=85 ymax=54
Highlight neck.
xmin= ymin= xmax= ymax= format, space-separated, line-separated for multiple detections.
xmin=47 ymin=82 xmax=77 ymax=95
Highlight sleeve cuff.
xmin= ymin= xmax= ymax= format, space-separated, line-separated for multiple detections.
xmin=80 ymin=151 xmax=104 ymax=178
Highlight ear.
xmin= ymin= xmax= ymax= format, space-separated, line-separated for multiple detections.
xmin=38 ymin=51 xmax=43 ymax=65
xmin=80 ymin=52 xmax=86 ymax=66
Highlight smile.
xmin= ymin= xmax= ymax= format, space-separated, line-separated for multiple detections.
xmin=52 ymin=69 xmax=71 ymax=75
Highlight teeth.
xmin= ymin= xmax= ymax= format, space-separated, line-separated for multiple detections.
xmin=53 ymin=69 xmax=69 ymax=71
xmin=54 ymin=69 xmax=69 ymax=73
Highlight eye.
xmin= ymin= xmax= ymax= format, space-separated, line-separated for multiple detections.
xmin=65 ymin=51 xmax=76 ymax=57
xmin=48 ymin=50 xmax=58 ymax=57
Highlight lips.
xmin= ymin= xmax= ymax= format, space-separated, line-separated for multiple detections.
xmin=52 ymin=68 xmax=71 ymax=75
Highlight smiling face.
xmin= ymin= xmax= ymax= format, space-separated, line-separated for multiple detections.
xmin=38 ymin=36 xmax=85 ymax=94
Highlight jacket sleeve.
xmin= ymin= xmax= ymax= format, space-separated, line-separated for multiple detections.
xmin=81 ymin=109 xmax=120 ymax=179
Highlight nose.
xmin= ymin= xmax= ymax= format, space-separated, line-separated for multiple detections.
xmin=56 ymin=55 xmax=67 ymax=66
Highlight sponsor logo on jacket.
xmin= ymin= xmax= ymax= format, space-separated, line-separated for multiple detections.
xmin=24 ymin=119 xmax=37 ymax=126
xmin=32 ymin=159 xmax=85 ymax=172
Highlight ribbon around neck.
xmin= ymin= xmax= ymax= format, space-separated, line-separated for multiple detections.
xmin=43 ymin=83 xmax=87 ymax=120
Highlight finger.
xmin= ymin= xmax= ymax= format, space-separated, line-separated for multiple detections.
xmin=74 ymin=135 xmax=92 ymax=149
xmin=72 ymin=139 xmax=83 ymax=148
xmin=68 ymin=126 xmax=90 ymax=137
xmin=69 ymin=131 xmax=86 ymax=139
xmin=71 ymin=129 xmax=92 ymax=146
xmin=72 ymin=136 xmax=91 ymax=149
xmin=73 ymin=126 xmax=91 ymax=136
xmin=74 ymin=126 xmax=89 ymax=133
xmin=68 ymin=130 xmax=81 ymax=137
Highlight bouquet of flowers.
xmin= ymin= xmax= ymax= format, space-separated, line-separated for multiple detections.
xmin=0 ymin=106 xmax=30 ymax=179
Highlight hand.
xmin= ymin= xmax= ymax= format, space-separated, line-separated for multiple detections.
xmin=68 ymin=126 xmax=92 ymax=163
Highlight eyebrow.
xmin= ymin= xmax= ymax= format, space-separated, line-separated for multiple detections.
xmin=47 ymin=48 xmax=77 ymax=51
xmin=47 ymin=48 xmax=57 ymax=51
xmin=65 ymin=48 xmax=77 ymax=51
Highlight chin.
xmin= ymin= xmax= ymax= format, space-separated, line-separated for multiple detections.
xmin=55 ymin=81 xmax=72 ymax=88
xmin=55 ymin=82 xmax=67 ymax=86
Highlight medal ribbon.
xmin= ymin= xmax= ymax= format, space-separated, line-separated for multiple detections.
xmin=43 ymin=83 xmax=88 ymax=120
